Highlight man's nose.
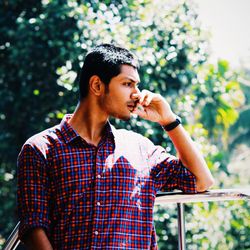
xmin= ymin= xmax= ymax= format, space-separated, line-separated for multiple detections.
xmin=131 ymin=87 xmax=141 ymax=100
xmin=136 ymin=86 xmax=141 ymax=93
xmin=133 ymin=86 xmax=140 ymax=95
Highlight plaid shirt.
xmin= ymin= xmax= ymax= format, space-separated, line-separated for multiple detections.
xmin=17 ymin=115 xmax=197 ymax=249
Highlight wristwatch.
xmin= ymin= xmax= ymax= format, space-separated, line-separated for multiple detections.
xmin=162 ymin=116 xmax=182 ymax=131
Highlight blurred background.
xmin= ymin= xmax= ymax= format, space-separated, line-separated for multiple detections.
xmin=0 ymin=0 xmax=249 ymax=249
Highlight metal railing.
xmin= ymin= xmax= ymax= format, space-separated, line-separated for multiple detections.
xmin=3 ymin=188 xmax=250 ymax=250
xmin=155 ymin=188 xmax=250 ymax=250
xmin=3 ymin=222 xmax=20 ymax=250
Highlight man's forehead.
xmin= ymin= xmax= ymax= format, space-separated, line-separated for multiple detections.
xmin=119 ymin=65 xmax=140 ymax=82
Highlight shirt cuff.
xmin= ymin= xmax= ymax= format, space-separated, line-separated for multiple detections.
xmin=18 ymin=214 xmax=50 ymax=242
xmin=176 ymin=165 xmax=198 ymax=193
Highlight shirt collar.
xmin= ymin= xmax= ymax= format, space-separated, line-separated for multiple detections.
xmin=60 ymin=114 xmax=80 ymax=144
xmin=60 ymin=114 xmax=116 ymax=145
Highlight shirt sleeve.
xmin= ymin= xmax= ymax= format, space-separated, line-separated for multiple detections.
xmin=17 ymin=143 xmax=51 ymax=241
xmin=141 ymin=136 xmax=197 ymax=194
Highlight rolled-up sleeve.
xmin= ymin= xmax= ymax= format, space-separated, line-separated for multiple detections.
xmin=141 ymin=136 xmax=197 ymax=193
xmin=151 ymin=157 xmax=197 ymax=193
xmin=17 ymin=143 xmax=50 ymax=241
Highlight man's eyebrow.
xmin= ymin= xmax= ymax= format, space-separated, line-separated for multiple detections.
xmin=123 ymin=77 xmax=140 ymax=83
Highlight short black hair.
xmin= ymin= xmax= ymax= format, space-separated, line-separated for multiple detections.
xmin=79 ymin=43 xmax=139 ymax=99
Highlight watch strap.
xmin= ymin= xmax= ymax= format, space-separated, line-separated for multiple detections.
xmin=162 ymin=117 xmax=181 ymax=131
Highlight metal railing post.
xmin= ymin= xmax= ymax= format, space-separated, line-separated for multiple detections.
xmin=177 ymin=203 xmax=186 ymax=250
xmin=2 ymin=221 xmax=20 ymax=250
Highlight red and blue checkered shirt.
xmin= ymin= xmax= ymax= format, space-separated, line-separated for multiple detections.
xmin=17 ymin=115 xmax=197 ymax=249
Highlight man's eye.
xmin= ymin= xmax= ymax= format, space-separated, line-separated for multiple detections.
xmin=124 ymin=82 xmax=132 ymax=87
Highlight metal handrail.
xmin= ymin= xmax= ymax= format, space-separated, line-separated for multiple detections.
xmin=2 ymin=222 xmax=20 ymax=250
xmin=155 ymin=188 xmax=250 ymax=250
xmin=2 ymin=188 xmax=250 ymax=250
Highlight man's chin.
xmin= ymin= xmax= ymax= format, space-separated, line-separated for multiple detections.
xmin=118 ymin=115 xmax=131 ymax=121
xmin=112 ymin=113 xmax=132 ymax=121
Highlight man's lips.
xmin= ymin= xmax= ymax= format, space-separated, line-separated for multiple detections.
xmin=127 ymin=100 xmax=139 ymax=106
xmin=127 ymin=105 xmax=135 ymax=112
xmin=127 ymin=101 xmax=138 ymax=112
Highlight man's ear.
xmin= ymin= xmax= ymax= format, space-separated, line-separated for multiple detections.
xmin=89 ymin=75 xmax=105 ymax=96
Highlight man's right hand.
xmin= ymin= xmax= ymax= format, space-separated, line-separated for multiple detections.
xmin=24 ymin=228 xmax=53 ymax=250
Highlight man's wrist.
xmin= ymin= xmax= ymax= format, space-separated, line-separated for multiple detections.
xmin=161 ymin=115 xmax=182 ymax=131
xmin=158 ymin=113 xmax=176 ymax=126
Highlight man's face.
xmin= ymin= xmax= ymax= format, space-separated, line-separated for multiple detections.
xmin=100 ymin=64 xmax=140 ymax=121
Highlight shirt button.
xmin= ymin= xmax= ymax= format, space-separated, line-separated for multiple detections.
xmin=94 ymin=231 xmax=99 ymax=235
xmin=97 ymin=174 xmax=101 ymax=178
xmin=97 ymin=202 xmax=101 ymax=206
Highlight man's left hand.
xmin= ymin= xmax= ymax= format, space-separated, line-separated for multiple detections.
xmin=131 ymin=90 xmax=176 ymax=125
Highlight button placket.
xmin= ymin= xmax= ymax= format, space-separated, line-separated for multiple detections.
xmin=91 ymin=147 xmax=104 ymax=247
xmin=95 ymin=150 xmax=103 ymax=209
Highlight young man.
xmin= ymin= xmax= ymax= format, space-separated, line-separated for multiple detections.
xmin=17 ymin=44 xmax=214 ymax=249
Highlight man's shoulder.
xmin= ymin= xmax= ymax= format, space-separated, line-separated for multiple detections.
xmin=17 ymin=124 xmax=62 ymax=160
xmin=112 ymin=126 xmax=149 ymax=144
xmin=24 ymin=124 xmax=62 ymax=149
xmin=112 ymin=126 xmax=142 ymax=138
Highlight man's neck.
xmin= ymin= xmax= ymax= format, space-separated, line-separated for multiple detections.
xmin=68 ymin=98 xmax=108 ymax=146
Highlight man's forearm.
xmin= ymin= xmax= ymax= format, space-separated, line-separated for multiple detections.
xmin=130 ymin=90 xmax=214 ymax=192
xmin=167 ymin=124 xmax=214 ymax=192
xmin=24 ymin=228 xmax=53 ymax=250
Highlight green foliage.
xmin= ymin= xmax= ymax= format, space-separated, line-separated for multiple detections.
xmin=0 ymin=0 xmax=249 ymax=249
xmin=185 ymin=201 xmax=250 ymax=250
xmin=154 ymin=204 xmax=179 ymax=250
xmin=194 ymin=61 xmax=244 ymax=145
xmin=229 ymin=80 xmax=250 ymax=149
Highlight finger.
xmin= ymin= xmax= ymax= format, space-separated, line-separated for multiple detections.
xmin=139 ymin=90 xmax=150 ymax=104
xmin=132 ymin=105 xmax=147 ymax=118
xmin=141 ymin=94 xmax=153 ymax=106
xmin=131 ymin=93 xmax=140 ymax=100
